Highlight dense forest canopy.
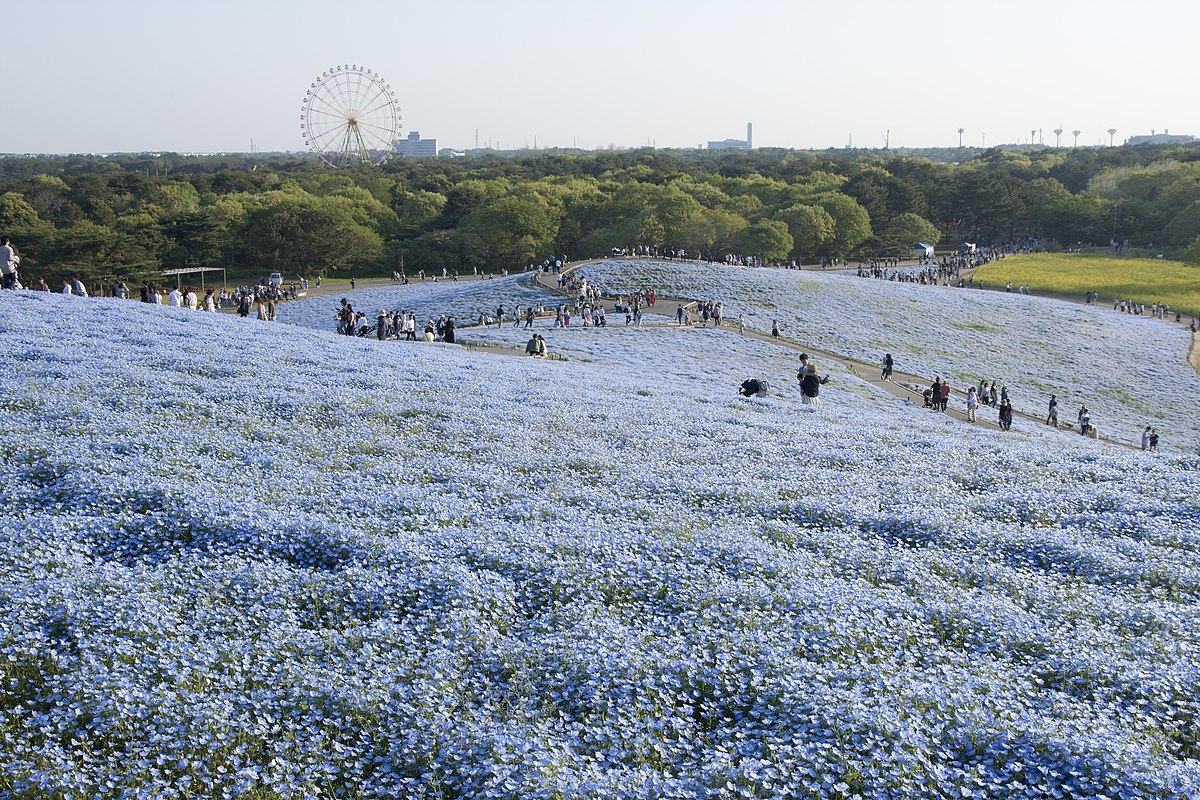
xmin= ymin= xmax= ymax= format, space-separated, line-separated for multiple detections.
xmin=3 ymin=143 xmax=1200 ymax=287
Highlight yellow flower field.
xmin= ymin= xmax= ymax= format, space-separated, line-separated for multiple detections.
xmin=972 ymin=254 xmax=1200 ymax=317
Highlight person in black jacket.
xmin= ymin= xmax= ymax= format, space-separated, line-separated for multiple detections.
xmin=998 ymin=398 xmax=1014 ymax=431
xmin=800 ymin=364 xmax=829 ymax=407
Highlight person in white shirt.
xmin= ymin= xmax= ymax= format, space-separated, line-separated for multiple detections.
xmin=0 ymin=236 xmax=16 ymax=289
xmin=167 ymin=288 xmax=183 ymax=307
xmin=62 ymin=279 xmax=73 ymax=295
xmin=185 ymin=289 xmax=198 ymax=310
xmin=72 ymin=277 xmax=88 ymax=298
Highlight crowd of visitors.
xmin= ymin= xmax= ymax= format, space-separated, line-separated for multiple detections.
xmin=674 ymin=300 xmax=725 ymax=327
xmin=0 ymin=241 xmax=304 ymax=325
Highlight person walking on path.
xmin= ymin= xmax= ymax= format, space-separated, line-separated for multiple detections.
xmin=939 ymin=378 xmax=951 ymax=412
xmin=1149 ymin=429 xmax=1159 ymax=452
xmin=1142 ymin=426 xmax=1152 ymax=450
xmin=1047 ymin=395 xmax=1059 ymax=426
xmin=881 ymin=353 xmax=894 ymax=381
xmin=966 ymin=386 xmax=978 ymax=422
xmin=771 ymin=319 xmax=780 ymax=338
xmin=998 ymin=398 xmax=1014 ymax=431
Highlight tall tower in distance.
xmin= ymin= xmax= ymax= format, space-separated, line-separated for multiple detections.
xmin=747 ymin=122 xmax=753 ymax=150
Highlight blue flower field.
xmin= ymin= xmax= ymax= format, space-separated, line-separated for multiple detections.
xmin=1 ymin=270 xmax=1198 ymax=799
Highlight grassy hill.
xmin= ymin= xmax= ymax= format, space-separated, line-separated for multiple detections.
xmin=971 ymin=253 xmax=1200 ymax=317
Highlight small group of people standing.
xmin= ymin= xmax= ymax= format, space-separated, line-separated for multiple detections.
xmin=0 ymin=237 xmax=82 ymax=294
xmin=675 ymin=300 xmax=724 ymax=327
xmin=924 ymin=377 xmax=951 ymax=411
xmin=525 ymin=334 xmax=547 ymax=357
xmin=375 ymin=309 xmax=419 ymax=341
xmin=233 ymin=283 xmax=278 ymax=320
xmin=552 ymin=302 xmax=606 ymax=327
xmin=796 ymin=353 xmax=829 ymax=407
xmin=964 ymin=384 xmax=1013 ymax=428
xmin=1076 ymin=405 xmax=1100 ymax=438
xmin=60 ymin=277 xmax=89 ymax=297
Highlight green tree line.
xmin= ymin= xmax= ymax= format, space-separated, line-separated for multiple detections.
xmin=3 ymin=141 xmax=1200 ymax=288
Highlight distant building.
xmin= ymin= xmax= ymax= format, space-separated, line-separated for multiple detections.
xmin=708 ymin=122 xmax=753 ymax=151
xmin=1125 ymin=129 xmax=1194 ymax=146
xmin=396 ymin=131 xmax=438 ymax=158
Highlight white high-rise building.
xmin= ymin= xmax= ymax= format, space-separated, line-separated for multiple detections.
xmin=397 ymin=131 xmax=438 ymax=158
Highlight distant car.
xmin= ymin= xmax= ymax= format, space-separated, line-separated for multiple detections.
xmin=269 ymin=272 xmax=283 ymax=288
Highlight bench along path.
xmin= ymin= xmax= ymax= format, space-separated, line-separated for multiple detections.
xmin=538 ymin=260 xmax=1138 ymax=450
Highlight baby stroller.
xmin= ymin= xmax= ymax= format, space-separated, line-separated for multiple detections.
xmin=922 ymin=388 xmax=934 ymax=408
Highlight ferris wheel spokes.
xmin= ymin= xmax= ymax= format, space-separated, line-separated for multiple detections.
xmin=300 ymin=64 xmax=400 ymax=167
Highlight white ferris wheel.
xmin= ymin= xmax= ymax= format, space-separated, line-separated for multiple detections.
xmin=300 ymin=65 xmax=400 ymax=167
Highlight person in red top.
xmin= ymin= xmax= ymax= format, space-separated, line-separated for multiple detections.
xmin=939 ymin=379 xmax=951 ymax=412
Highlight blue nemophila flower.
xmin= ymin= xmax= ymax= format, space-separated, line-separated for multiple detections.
xmin=0 ymin=288 xmax=1197 ymax=799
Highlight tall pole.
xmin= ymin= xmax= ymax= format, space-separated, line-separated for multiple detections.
xmin=1107 ymin=128 xmax=1117 ymax=146
xmin=957 ymin=127 xmax=964 ymax=148
xmin=1073 ymin=130 xmax=1081 ymax=147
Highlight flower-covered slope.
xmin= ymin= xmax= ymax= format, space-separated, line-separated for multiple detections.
xmin=580 ymin=260 xmax=1200 ymax=451
xmin=1 ymin=290 xmax=1198 ymax=799
xmin=276 ymin=273 xmax=559 ymax=332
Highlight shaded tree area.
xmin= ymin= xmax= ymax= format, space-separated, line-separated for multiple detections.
xmin=4 ymin=140 xmax=1200 ymax=288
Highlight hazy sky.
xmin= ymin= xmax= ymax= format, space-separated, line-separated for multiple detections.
xmin=3 ymin=0 xmax=1196 ymax=154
